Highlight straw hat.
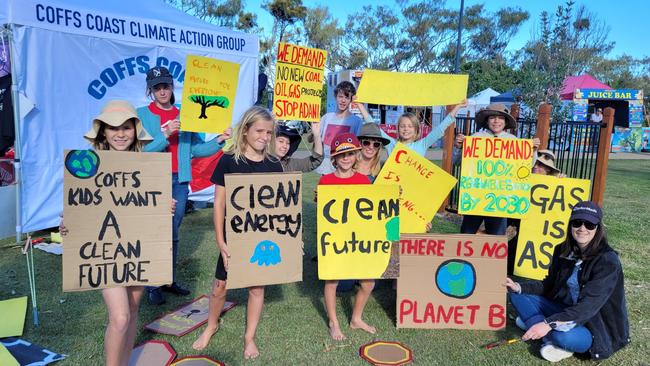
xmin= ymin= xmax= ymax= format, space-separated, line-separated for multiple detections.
xmin=475 ymin=103 xmax=517 ymax=130
xmin=330 ymin=132 xmax=361 ymax=157
xmin=535 ymin=149 xmax=561 ymax=175
xmin=84 ymin=100 xmax=153 ymax=144
xmin=357 ymin=123 xmax=391 ymax=146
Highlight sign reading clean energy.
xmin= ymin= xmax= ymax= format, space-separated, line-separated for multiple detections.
xmin=225 ymin=172 xmax=303 ymax=289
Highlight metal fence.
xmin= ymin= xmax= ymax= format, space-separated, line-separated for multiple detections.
xmin=445 ymin=117 xmax=602 ymax=212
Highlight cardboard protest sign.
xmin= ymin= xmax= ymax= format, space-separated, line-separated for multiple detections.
xmin=514 ymin=175 xmax=591 ymax=280
xmin=397 ymin=234 xmax=507 ymax=330
xmin=356 ymin=69 xmax=468 ymax=106
xmin=128 ymin=340 xmax=176 ymax=366
xmin=272 ymin=42 xmax=327 ymax=122
xmin=180 ymin=54 xmax=240 ymax=133
xmin=144 ymin=295 xmax=236 ymax=336
xmin=62 ymin=150 xmax=172 ymax=291
xmin=376 ymin=143 xmax=457 ymax=233
xmin=458 ymin=137 xmax=534 ymax=219
xmin=225 ymin=172 xmax=302 ymax=289
xmin=171 ymin=356 xmax=225 ymax=366
xmin=317 ymin=184 xmax=400 ymax=280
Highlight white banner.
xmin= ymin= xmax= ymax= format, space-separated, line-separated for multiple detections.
xmin=12 ymin=22 xmax=257 ymax=232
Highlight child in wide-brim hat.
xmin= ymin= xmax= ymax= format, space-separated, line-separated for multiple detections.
xmin=452 ymin=102 xmax=540 ymax=236
xmin=84 ymin=100 xmax=152 ymax=151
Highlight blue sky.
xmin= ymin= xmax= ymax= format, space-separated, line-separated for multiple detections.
xmin=246 ymin=0 xmax=648 ymax=59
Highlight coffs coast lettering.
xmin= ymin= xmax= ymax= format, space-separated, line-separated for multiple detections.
xmin=35 ymin=4 xmax=247 ymax=50
xmin=87 ymin=56 xmax=185 ymax=100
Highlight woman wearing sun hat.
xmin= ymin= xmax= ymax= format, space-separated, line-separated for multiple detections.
xmin=356 ymin=123 xmax=390 ymax=182
xmin=505 ymin=201 xmax=630 ymax=362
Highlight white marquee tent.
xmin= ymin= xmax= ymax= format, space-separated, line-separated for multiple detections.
xmin=456 ymin=87 xmax=501 ymax=117
xmin=1 ymin=0 xmax=259 ymax=237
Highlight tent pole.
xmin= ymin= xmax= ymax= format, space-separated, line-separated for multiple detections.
xmin=6 ymin=24 xmax=38 ymax=326
xmin=6 ymin=24 xmax=22 ymax=242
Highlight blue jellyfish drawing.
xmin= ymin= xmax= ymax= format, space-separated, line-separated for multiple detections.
xmin=249 ymin=240 xmax=282 ymax=266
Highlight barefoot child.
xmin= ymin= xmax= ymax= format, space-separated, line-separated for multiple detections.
xmin=317 ymin=132 xmax=376 ymax=340
xmin=192 ymin=106 xmax=283 ymax=359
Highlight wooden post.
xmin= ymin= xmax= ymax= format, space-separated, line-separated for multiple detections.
xmin=510 ymin=104 xmax=520 ymax=135
xmin=592 ymin=107 xmax=615 ymax=207
xmin=536 ymin=103 xmax=552 ymax=150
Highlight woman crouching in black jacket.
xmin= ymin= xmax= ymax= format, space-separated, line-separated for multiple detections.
xmin=504 ymin=201 xmax=630 ymax=362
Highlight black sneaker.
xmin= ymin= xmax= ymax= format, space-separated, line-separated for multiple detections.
xmin=161 ymin=282 xmax=191 ymax=296
xmin=147 ymin=288 xmax=166 ymax=305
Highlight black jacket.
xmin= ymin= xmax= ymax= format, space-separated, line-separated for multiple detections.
xmin=519 ymin=243 xmax=630 ymax=360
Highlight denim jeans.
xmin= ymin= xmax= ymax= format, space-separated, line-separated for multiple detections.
xmin=509 ymin=293 xmax=592 ymax=353
xmin=460 ymin=215 xmax=507 ymax=235
xmin=171 ymin=173 xmax=189 ymax=282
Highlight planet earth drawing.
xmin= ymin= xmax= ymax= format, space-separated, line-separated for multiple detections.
xmin=435 ymin=259 xmax=476 ymax=299
xmin=65 ymin=150 xmax=100 ymax=179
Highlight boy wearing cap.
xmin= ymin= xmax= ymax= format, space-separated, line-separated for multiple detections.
xmin=139 ymin=66 xmax=232 ymax=305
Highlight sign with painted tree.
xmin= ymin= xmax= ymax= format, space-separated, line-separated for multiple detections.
xmin=180 ymin=54 xmax=240 ymax=133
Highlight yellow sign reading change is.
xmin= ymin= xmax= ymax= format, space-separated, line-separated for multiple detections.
xmin=356 ymin=69 xmax=468 ymax=106
xmin=317 ymin=185 xmax=400 ymax=280
xmin=376 ymin=143 xmax=457 ymax=233
xmin=273 ymin=42 xmax=327 ymax=122
xmin=458 ymin=137 xmax=534 ymax=219
xmin=514 ymin=175 xmax=591 ymax=280
xmin=180 ymin=55 xmax=240 ymax=134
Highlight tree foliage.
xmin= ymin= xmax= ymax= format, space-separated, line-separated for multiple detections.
xmin=516 ymin=1 xmax=613 ymax=119
xmin=170 ymin=0 xmax=258 ymax=31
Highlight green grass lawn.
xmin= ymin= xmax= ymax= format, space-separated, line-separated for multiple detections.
xmin=1 ymin=160 xmax=649 ymax=365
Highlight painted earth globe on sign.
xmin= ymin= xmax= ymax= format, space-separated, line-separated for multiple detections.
xmin=435 ymin=260 xmax=476 ymax=299
xmin=65 ymin=150 xmax=100 ymax=179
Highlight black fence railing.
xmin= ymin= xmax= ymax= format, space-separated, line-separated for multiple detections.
xmin=446 ymin=117 xmax=601 ymax=212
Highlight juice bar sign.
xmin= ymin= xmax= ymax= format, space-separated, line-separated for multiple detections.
xmin=575 ymin=89 xmax=642 ymax=100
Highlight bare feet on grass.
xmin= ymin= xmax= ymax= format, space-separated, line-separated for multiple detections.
xmin=192 ymin=325 xmax=218 ymax=351
xmin=350 ymin=319 xmax=376 ymax=334
xmin=244 ymin=338 xmax=260 ymax=359
xmin=328 ymin=321 xmax=347 ymax=341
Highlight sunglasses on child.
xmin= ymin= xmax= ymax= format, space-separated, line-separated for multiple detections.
xmin=570 ymin=220 xmax=597 ymax=230
xmin=361 ymin=139 xmax=382 ymax=148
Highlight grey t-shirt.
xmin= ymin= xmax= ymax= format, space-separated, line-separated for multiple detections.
xmin=315 ymin=112 xmax=363 ymax=174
